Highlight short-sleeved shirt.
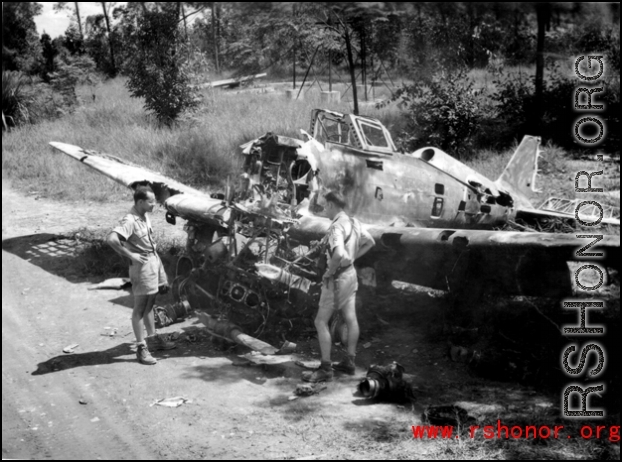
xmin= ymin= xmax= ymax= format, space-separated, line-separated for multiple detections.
xmin=111 ymin=206 xmax=157 ymax=256
xmin=325 ymin=211 xmax=374 ymax=266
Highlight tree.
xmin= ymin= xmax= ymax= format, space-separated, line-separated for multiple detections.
xmin=100 ymin=2 xmax=117 ymax=75
xmin=534 ymin=2 xmax=552 ymax=135
xmin=54 ymin=2 xmax=84 ymax=40
xmin=2 ymin=2 xmax=43 ymax=72
xmin=40 ymin=33 xmax=59 ymax=75
xmin=124 ymin=4 xmax=198 ymax=125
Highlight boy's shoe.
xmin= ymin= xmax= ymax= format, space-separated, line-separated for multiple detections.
xmin=146 ymin=334 xmax=177 ymax=350
xmin=302 ymin=367 xmax=334 ymax=383
xmin=136 ymin=344 xmax=157 ymax=365
xmin=332 ymin=358 xmax=356 ymax=375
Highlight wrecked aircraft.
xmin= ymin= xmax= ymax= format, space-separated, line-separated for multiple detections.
xmin=49 ymin=109 xmax=620 ymax=345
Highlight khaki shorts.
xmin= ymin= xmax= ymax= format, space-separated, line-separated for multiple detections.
xmin=129 ymin=254 xmax=167 ymax=296
xmin=319 ymin=266 xmax=358 ymax=312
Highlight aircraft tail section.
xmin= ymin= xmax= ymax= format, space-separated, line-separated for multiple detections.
xmin=495 ymin=136 xmax=541 ymax=208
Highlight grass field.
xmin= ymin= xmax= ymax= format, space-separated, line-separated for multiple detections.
xmin=1 ymin=79 xmax=361 ymax=201
xmin=1 ymin=72 xmax=518 ymax=202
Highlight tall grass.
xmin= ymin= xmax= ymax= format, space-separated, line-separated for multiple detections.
xmin=2 ymin=71 xmax=33 ymax=128
xmin=3 ymin=78 xmax=385 ymax=201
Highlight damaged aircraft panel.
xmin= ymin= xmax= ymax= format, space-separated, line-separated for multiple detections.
xmin=49 ymin=108 xmax=620 ymax=345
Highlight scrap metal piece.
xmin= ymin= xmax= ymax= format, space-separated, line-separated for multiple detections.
xmin=88 ymin=278 xmax=131 ymax=290
xmin=357 ymin=362 xmax=415 ymax=403
xmin=196 ymin=311 xmax=278 ymax=355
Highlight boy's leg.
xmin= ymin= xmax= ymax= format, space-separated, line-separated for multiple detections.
xmin=132 ymin=295 xmax=150 ymax=343
xmin=142 ymin=293 xmax=158 ymax=338
xmin=315 ymin=281 xmax=337 ymax=363
xmin=341 ymin=293 xmax=359 ymax=357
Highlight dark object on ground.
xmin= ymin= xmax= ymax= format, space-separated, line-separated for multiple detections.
xmin=424 ymin=405 xmax=473 ymax=426
xmin=154 ymin=300 xmax=192 ymax=328
xmin=294 ymin=382 xmax=328 ymax=397
xmin=357 ymin=362 xmax=415 ymax=403
xmin=88 ymin=278 xmax=131 ymax=290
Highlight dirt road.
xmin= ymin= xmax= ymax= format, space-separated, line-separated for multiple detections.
xmin=2 ymin=185 xmax=583 ymax=460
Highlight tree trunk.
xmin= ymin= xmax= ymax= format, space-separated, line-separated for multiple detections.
xmin=534 ymin=3 xmax=550 ymax=135
xmin=181 ymin=4 xmax=188 ymax=41
xmin=74 ymin=2 xmax=83 ymax=40
xmin=212 ymin=2 xmax=220 ymax=74
xmin=100 ymin=2 xmax=117 ymax=75
xmin=344 ymin=26 xmax=358 ymax=115
xmin=140 ymin=2 xmax=148 ymax=15
xmin=360 ymin=27 xmax=367 ymax=101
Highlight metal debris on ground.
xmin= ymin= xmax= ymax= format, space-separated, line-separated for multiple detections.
xmin=168 ymin=331 xmax=182 ymax=341
xmin=62 ymin=344 xmax=79 ymax=354
xmin=240 ymin=352 xmax=293 ymax=365
xmin=154 ymin=300 xmax=193 ymax=329
xmin=150 ymin=397 xmax=192 ymax=408
xmin=196 ymin=311 xmax=279 ymax=355
xmin=362 ymin=342 xmax=372 ymax=349
xmin=293 ymin=382 xmax=327 ymax=397
xmin=277 ymin=340 xmax=296 ymax=355
xmin=357 ymin=362 xmax=415 ymax=404
xmin=424 ymin=405 xmax=473 ymax=426
xmin=88 ymin=278 xmax=131 ymax=290
xmin=294 ymin=360 xmax=320 ymax=370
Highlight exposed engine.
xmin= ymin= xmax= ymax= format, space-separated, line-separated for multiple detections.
xmin=171 ymin=135 xmax=326 ymax=342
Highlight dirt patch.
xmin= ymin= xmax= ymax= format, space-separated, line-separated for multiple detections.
xmin=2 ymin=185 xmax=619 ymax=459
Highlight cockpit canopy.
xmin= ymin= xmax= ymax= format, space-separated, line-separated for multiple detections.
xmin=310 ymin=109 xmax=397 ymax=154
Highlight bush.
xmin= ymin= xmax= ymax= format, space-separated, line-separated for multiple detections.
xmin=492 ymin=65 xmax=620 ymax=153
xmin=2 ymin=70 xmax=33 ymax=128
xmin=385 ymin=68 xmax=486 ymax=158
xmin=124 ymin=7 xmax=198 ymax=126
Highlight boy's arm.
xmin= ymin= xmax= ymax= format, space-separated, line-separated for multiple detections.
xmin=106 ymin=231 xmax=147 ymax=265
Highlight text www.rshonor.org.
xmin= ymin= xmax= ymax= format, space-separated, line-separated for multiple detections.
xmin=411 ymin=421 xmax=620 ymax=441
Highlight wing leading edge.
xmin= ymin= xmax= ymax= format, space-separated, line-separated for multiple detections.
xmin=49 ymin=142 xmax=232 ymax=227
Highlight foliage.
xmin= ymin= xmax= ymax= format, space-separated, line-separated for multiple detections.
xmin=62 ymin=24 xmax=85 ymax=56
xmin=385 ymin=68 xmax=486 ymax=157
xmin=124 ymin=6 xmax=198 ymax=126
xmin=492 ymin=63 xmax=620 ymax=152
xmin=49 ymin=53 xmax=99 ymax=110
xmin=83 ymin=13 xmax=117 ymax=76
xmin=2 ymin=71 xmax=34 ymax=128
xmin=2 ymin=2 xmax=43 ymax=73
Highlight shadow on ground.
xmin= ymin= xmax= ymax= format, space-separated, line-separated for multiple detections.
xmin=2 ymin=233 xmax=120 ymax=283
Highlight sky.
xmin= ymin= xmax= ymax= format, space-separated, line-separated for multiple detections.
xmin=34 ymin=2 xmax=127 ymax=38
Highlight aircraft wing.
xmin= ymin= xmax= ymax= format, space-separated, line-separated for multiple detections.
xmin=49 ymin=142 xmax=207 ymax=198
xmin=290 ymin=216 xmax=619 ymax=297
xmin=49 ymin=142 xmax=232 ymax=228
